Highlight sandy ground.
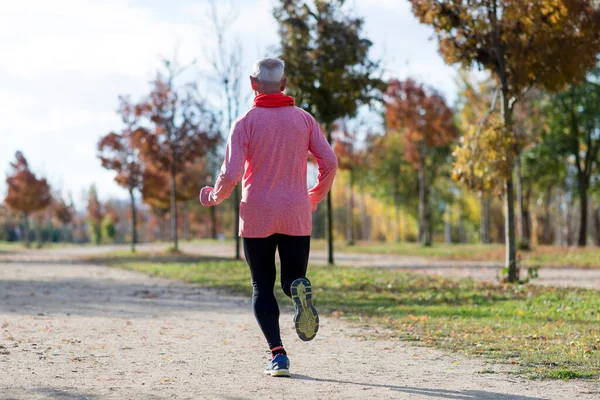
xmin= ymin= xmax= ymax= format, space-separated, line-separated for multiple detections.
xmin=1 ymin=258 xmax=598 ymax=399
xmin=3 ymin=243 xmax=599 ymax=290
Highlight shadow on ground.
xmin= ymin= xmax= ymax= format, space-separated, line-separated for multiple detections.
xmin=293 ymin=375 xmax=548 ymax=400
xmin=0 ymin=271 xmax=250 ymax=318
xmin=1 ymin=387 xmax=169 ymax=400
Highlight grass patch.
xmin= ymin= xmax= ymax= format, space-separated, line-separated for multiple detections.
xmin=312 ymin=240 xmax=600 ymax=268
xmin=0 ymin=241 xmax=91 ymax=252
xmin=312 ymin=240 xmax=504 ymax=260
xmin=111 ymin=259 xmax=600 ymax=381
xmin=545 ymin=369 xmax=597 ymax=380
xmin=0 ymin=242 xmax=22 ymax=253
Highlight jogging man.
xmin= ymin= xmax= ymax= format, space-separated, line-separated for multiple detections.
xmin=199 ymin=58 xmax=338 ymax=377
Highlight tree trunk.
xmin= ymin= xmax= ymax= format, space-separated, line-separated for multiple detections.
xmin=170 ymin=154 xmax=178 ymax=252
xmin=23 ymin=213 xmax=30 ymax=248
xmin=566 ymin=194 xmax=574 ymax=246
xmin=183 ymin=202 xmax=191 ymax=241
xmin=160 ymin=217 xmax=167 ymax=242
xmin=129 ymin=189 xmax=137 ymax=253
xmin=543 ymin=187 xmax=552 ymax=245
xmin=444 ymin=207 xmax=452 ymax=244
xmin=523 ymin=186 xmax=532 ymax=246
xmin=577 ymin=179 xmax=589 ymax=247
xmin=361 ymin=193 xmax=369 ymax=241
xmin=515 ymin=156 xmax=529 ymax=249
xmin=346 ymin=168 xmax=355 ymax=245
xmin=210 ymin=206 xmax=217 ymax=239
xmin=393 ymin=173 xmax=401 ymax=242
xmin=326 ymin=130 xmax=334 ymax=265
xmin=480 ymin=195 xmax=491 ymax=244
xmin=458 ymin=211 xmax=466 ymax=243
xmin=36 ymin=218 xmax=42 ymax=249
xmin=326 ymin=190 xmax=334 ymax=264
xmin=594 ymin=205 xmax=600 ymax=246
xmin=418 ymin=165 xmax=431 ymax=246
xmin=233 ymin=184 xmax=241 ymax=259
xmin=505 ymin=177 xmax=518 ymax=282
xmin=500 ymin=83 xmax=518 ymax=282
xmin=394 ymin=201 xmax=401 ymax=242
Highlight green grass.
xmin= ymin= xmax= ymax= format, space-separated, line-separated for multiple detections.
xmin=330 ymin=241 xmax=504 ymax=259
xmin=0 ymin=241 xmax=25 ymax=252
xmin=0 ymin=241 xmax=90 ymax=252
xmin=110 ymin=258 xmax=600 ymax=381
xmin=312 ymin=240 xmax=600 ymax=268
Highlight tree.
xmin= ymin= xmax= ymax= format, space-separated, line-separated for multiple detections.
xmin=332 ymin=119 xmax=368 ymax=245
xmin=385 ymin=79 xmax=458 ymax=246
xmin=542 ymin=66 xmax=600 ymax=246
xmin=98 ymin=96 xmax=144 ymax=252
xmin=522 ymin=138 xmax=568 ymax=245
xmin=87 ymin=185 xmax=103 ymax=245
xmin=141 ymin=159 xmax=211 ymax=240
xmin=274 ymin=0 xmax=383 ymax=264
xmin=206 ymin=0 xmax=244 ymax=257
xmin=410 ymin=0 xmax=600 ymax=281
xmin=4 ymin=151 xmax=52 ymax=247
xmin=364 ymin=132 xmax=418 ymax=242
xmin=134 ymin=61 xmax=221 ymax=251
xmin=455 ymin=72 xmax=497 ymax=244
xmin=53 ymin=196 xmax=74 ymax=242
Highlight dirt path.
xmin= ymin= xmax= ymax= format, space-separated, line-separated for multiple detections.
xmin=1 ymin=259 xmax=598 ymax=399
xmin=4 ymin=243 xmax=598 ymax=290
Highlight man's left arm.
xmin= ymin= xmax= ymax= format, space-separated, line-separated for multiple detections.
xmin=200 ymin=121 xmax=246 ymax=207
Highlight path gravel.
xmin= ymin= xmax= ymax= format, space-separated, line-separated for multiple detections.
xmin=1 ymin=258 xmax=598 ymax=399
xmin=3 ymin=243 xmax=597 ymax=290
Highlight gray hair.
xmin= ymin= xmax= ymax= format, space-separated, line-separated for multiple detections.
xmin=251 ymin=58 xmax=285 ymax=83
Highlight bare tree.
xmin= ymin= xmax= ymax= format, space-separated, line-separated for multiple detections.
xmin=205 ymin=0 xmax=244 ymax=259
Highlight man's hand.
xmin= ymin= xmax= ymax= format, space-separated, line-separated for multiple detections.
xmin=199 ymin=187 xmax=213 ymax=206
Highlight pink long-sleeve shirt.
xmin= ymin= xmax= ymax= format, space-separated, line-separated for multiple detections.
xmin=200 ymin=105 xmax=338 ymax=238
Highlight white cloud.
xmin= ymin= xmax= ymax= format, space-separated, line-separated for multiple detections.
xmin=0 ymin=0 xmax=457 ymax=208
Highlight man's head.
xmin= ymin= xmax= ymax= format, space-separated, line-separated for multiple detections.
xmin=250 ymin=58 xmax=287 ymax=94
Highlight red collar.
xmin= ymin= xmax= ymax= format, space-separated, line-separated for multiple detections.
xmin=253 ymin=93 xmax=295 ymax=108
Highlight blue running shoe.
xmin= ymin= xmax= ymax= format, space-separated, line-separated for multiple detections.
xmin=264 ymin=354 xmax=291 ymax=377
xmin=291 ymin=277 xmax=319 ymax=341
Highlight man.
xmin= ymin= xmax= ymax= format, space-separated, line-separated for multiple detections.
xmin=199 ymin=58 xmax=338 ymax=377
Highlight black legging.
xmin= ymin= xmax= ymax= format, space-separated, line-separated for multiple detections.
xmin=243 ymin=234 xmax=310 ymax=349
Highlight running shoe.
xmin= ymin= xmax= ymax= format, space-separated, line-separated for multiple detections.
xmin=291 ymin=277 xmax=319 ymax=341
xmin=264 ymin=354 xmax=291 ymax=377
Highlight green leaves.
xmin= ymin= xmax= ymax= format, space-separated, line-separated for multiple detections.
xmin=274 ymin=0 xmax=383 ymax=125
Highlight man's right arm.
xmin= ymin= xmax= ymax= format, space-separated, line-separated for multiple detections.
xmin=307 ymin=117 xmax=338 ymax=211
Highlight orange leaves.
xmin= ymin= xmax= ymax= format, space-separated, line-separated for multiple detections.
xmin=384 ymin=78 xmax=457 ymax=168
xmin=97 ymin=96 xmax=143 ymax=193
xmin=4 ymin=151 xmax=52 ymax=215
xmin=87 ymin=185 xmax=103 ymax=225
xmin=409 ymin=0 xmax=600 ymax=95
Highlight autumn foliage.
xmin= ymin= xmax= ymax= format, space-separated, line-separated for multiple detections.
xmin=132 ymin=65 xmax=220 ymax=250
xmin=385 ymin=79 xmax=458 ymax=167
xmin=409 ymin=0 xmax=600 ymax=281
xmin=98 ymin=96 xmax=143 ymax=193
xmin=4 ymin=152 xmax=52 ymax=246
xmin=384 ymin=79 xmax=457 ymax=246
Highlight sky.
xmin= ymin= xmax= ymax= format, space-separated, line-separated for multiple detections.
xmin=0 ymin=0 xmax=458 ymax=207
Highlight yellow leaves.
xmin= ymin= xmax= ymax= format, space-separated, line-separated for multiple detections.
xmin=453 ymin=119 xmax=517 ymax=194
xmin=407 ymin=315 xmax=430 ymax=322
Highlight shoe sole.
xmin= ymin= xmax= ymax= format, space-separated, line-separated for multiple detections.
xmin=291 ymin=277 xmax=319 ymax=341
xmin=264 ymin=369 xmax=291 ymax=377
